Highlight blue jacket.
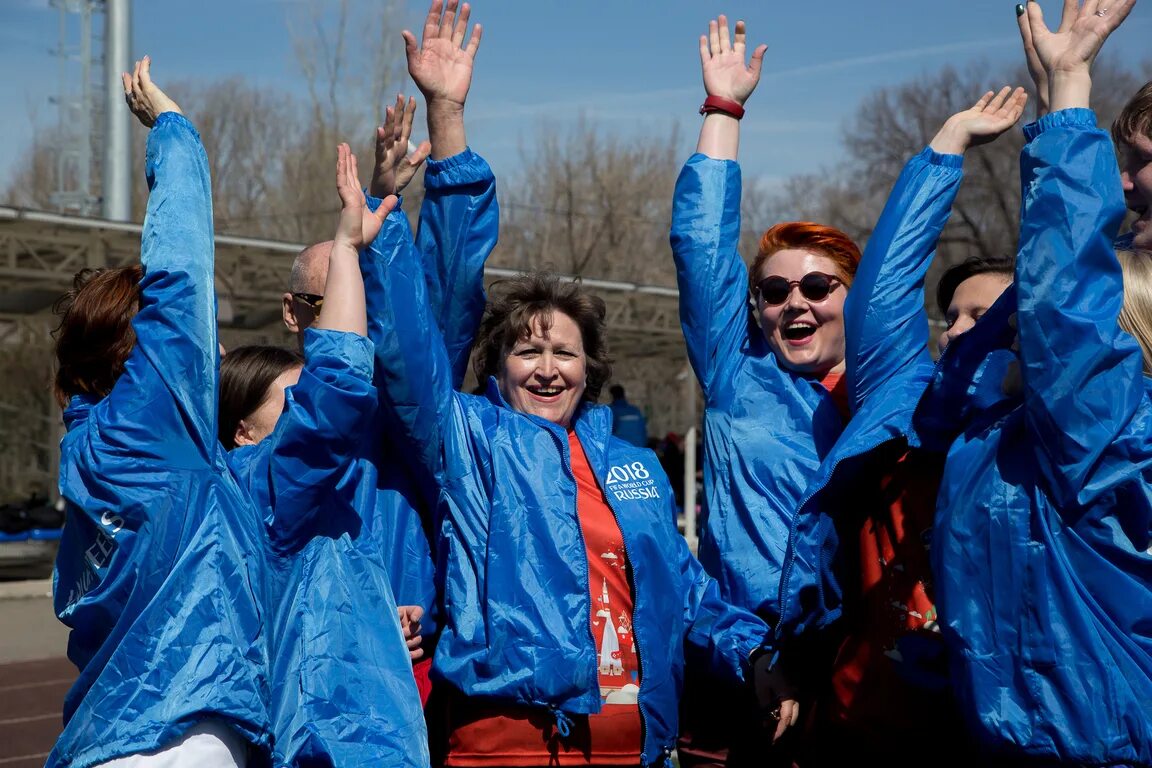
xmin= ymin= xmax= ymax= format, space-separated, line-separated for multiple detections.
xmin=917 ymin=110 xmax=1152 ymax=764
xmin=229 ymin=330 xmax=429 ymax=768
xmin=360 ymin=148 xmax=497 ymax=642
xmin=669 ymin=150 xmax=962 ymax=644
xmin=49 ymin=113 xmax=271 ymax=767
xmin=362 ymin=213 xmax=771 ymax=767
xmin=609 ymin=398 xmax=648 ymax=447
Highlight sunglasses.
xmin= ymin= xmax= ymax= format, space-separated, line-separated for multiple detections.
xmin=755 ymin=272 xmax=842 ymax=306
xmin=292 ymin=292 xmax=324 ymax=314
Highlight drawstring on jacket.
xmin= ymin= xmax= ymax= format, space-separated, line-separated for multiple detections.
xmin=552 ymin=709 xmax=573 ymax=739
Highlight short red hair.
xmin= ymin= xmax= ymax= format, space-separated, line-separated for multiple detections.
xmin=749 ymin=222 xmax=861 ymax=293
xmin=52 ymin=266 xmax=143 ymax=408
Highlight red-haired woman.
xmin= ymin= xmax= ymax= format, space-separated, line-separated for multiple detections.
xmin=669 ymin=14 xmax=1021 ymax=765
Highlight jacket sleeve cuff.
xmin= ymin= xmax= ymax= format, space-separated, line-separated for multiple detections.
xmin=1023 ymin=107 xmax=1097 ymax=142
xmin=424 ymin=147 xmax=495 ymax=190
xmin=302 ymin=328 xmax=375 ymax=382
xmin=151 ymin=111 xmax=197 ymax=135
xmin=917 ymin=145 xmax=964 ymax=168
xmin=685 ymin=152 xmax=740 ymax=174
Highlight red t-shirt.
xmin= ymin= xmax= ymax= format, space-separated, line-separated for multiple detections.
xmin=827 ymin=449 xmax=956 ymax=738
xmin=443 ymin=433 xmax=643 ymax=766
xmin=820 ymin=369 xmax=851 ymax=419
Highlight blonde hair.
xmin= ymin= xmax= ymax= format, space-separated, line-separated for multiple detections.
xmin=1117 ymin=249 xmax=1152 ymax=376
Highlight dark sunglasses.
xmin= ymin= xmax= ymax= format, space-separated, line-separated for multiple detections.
xmin=755 ymin=272 xmax=842 ymax=306
xmin=292 ymin=292 xmax=324 ymax=313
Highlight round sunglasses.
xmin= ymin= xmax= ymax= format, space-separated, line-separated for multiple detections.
xmin=755 ymin=272 xmax=842 ymax=306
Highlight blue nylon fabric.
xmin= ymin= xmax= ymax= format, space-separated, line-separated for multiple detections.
xmin=49 ymin=113 xmax=272 ymax=767
xmin=608 ymin=399 xmax=648 ymax=447
xmin=669 ymin=150 xmax=963 ymax=644
xmin=229 ymin=329 xmax=429 ymax=768
xmin=669 ymin=154 xmax=843 ymax=627
xmin=777 ymin=147 xmax=967 ymax=641
xmin=363 ymin=213 xmax=771 ymax=766
xmin=358 ymin=148 xmax=497 ymax=645
xmin=919 ymin=110 xmax=1152 ymax=764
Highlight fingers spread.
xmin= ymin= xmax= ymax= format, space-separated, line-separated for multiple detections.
xmin=1058 ymin=0 xmax=1080 ymax=32
xmin=422 ymin=0 xmax=442 ymax=42
xmin=452 ymin=2 xmax=470 ymax=47
xmin=987 ymin=85 xmax=1013 ymax=112
xmin=441 ymin=0 xmax=459 ymax=40
xmin=466 ymin=23 xmax=483 ymax=58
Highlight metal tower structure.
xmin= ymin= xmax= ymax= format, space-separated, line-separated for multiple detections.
xmin=49 ymin=0 xmax=103 ymax=216
xmin=49 ymin=0 xmax=132 ymax=221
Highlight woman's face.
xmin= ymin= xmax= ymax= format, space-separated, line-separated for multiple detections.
xmin=938 ymin=273 xmax=1012 ymax=352
xmin=754 ymin=249 xmax=848 ymax=378
xmin=499 ymin=311 xmax=587 ymax=428
xmin=234 ymin=366 xmax=302 ymax=446
xmin=1120 ymin=133 xmax=1152 ymax=249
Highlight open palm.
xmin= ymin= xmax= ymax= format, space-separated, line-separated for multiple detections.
xmin=403 ymin=0 xmax=481 ymax=107
xmin=700 ymin=16 xmax=766 ymax=104
xmin=1025 ymin=0 xmax=1135 ymax=74
xmin=954 ymin=87 xmax=1029 ymax=148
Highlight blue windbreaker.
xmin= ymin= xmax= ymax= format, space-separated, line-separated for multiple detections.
xmin=229 ymin=330 xmax=428 ymax=768
xmin=669 ymin=150 xmax=962 ymax=644
xmin=362 ymin=214 xmax=771 ymax=767
xmin=360 ymin=148 xmax=497 ymax=642
xmin=49 ymin=113 xmax=271 ymax=767
xmin=609 ymin=398 xmax=649 ymax=447
xmin=916 ymin=110 xmax=1152 ymax=764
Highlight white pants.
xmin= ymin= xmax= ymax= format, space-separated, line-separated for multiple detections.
xmin=94 ymin=721 xmax=247 ymax=768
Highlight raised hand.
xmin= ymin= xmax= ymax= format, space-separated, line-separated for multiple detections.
xmin=930 ymin=87 xmax=1030 ymax=155
xmin=402 ymin=0 xmax=482 ymax=109
xmin=121 ymin=56 xmax=181 ymax=128
xmin=1025 ymin=0 xmax=1135 ymax=75
xmin=370 ymin=94 xmax=433 ymax=199
xmin=335 ymin=143 xmax=396 ymax=252
xmin=1016 ymin=3 xmax=1050 ymax=117
xmin=1022 ymin=0 xmax=1137 ymax=110
xmin=700 ymin=15 xmax=767 ymax=106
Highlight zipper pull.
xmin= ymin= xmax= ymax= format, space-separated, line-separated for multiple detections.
xmin=552 ymin=708 xmax=573 ymax=739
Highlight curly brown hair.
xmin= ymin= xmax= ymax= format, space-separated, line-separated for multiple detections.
xmin=52 ymin=266 xmax=144 ymax=408
xmin=472 ymin=272 xmax=613 ymax=401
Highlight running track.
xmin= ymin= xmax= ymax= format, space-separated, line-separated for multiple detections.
xmin=0 ymin=657 xmax=71 ymax=767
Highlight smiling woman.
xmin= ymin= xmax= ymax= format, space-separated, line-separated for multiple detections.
xmin=363 ymin=203 xmax=780 ymax=764
xmin=472 ymin=273 xmax=611 ymax=427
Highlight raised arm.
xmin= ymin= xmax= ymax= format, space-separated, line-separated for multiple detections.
xmin=671 ymin=16 xmax=767 ymax=397
xmin=695 ymin=15 xmax=765 ymax=160
xmin=237 ymin=333 xmax=378 ymax=550
xmin=844 ymin=88 xmax=1027 ymax=412
xmin=361 ymin=196 xmax=456 ymax=487
xmin=1015 ymin=0 xmax=1146 ymax=508
xmin=101 ymin=58 xmax=219 ymax=460
xmin=403 ymin=0 xmax=481 ymax=161
xmin=367 ymin=93 xmax=495 ymax=389
xmin=239 ymin=147 xmax=391 ymax=548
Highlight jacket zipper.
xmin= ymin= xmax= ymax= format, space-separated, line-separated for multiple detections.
xmin=774 ymin=357 xmax=947 ymax=642
xmin=546 ymin=424 xmax=603 ymax=727
xmin=581 ymin=427 xmax=656 ymax=765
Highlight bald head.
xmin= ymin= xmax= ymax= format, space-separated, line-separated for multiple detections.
xmin=282 ymin=240 xmax=333 ymax=343
xmin=290 ymin=240 xmax=333 ymax=295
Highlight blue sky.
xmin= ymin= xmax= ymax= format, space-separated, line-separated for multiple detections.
xmin=2 ymin=0 xmax=1149 ymax=201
